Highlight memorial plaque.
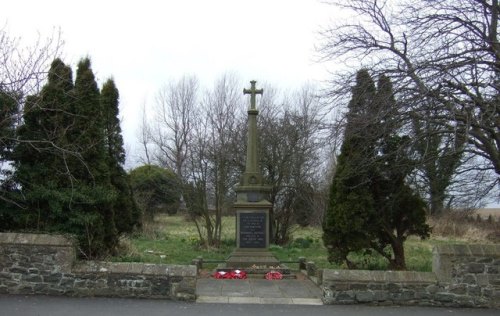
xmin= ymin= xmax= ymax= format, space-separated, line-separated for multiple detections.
xmin=247 ymin=192 xmax=260 ymax=202
xmin=238 ymin=211 xmax=267 ymax=248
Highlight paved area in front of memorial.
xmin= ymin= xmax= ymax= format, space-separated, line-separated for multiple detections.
xmin=196 ymin=277 xmax=323 ymax=305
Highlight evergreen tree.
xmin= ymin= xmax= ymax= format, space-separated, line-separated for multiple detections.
xmin=13 ymin=58 xmax=75 ymax=229
xmin=69 ymin=58 xmax=107 ymax=180
xmin=323 ymin=70 xmax=429 ymax=270
xmin=0 ymin=90 xmax=17 ymax=160
xmin=9 ymin=57 xmax=135 ymax=257
xmin=371 ymin=135 xmax=429 ymax=269
xmin=101 ymin=78 xmax=139 ymax=232
xmin=322 ymin=70 xmax=378 ymax=268
xmin=0 ymin=90 xmax=21 ymax=228
xmin=12 ymin=58 xmax=125 ymax=258
xmin=370 ymin=75 xmax=430 ymax=269
xmin=68 ymin=58 xmax=117 ymax=256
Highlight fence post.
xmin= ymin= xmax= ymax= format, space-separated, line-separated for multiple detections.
xmin=298 ymin=257 xmax=307 ymax=270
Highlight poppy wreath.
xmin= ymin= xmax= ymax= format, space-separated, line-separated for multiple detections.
xmin=213 ymin=270 xmax=247 ymax=279
xmin=213 ymin=271 xmax=229 ymax=279
xmin=232 ymin=269 xmax=247 ymax=279
xmin=265 ymin=270 xmax=283 ymax=280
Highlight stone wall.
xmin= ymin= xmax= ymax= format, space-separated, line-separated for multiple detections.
xmin=322 ymin=244 xmax=500 ymax=308
xmin=0 ymin=233 xmax=196 ymax=300
xmin=2 ymin=232 xmax=499 ymax=307
xmin=432 ymin=244 xmax=500 ymax=307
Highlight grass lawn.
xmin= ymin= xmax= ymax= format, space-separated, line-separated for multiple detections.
xmin=111 ymin=214 xmax=486 ymax=272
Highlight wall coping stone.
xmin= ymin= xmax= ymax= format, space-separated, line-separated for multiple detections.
xmin=322 ymin=244 xmax=500 ymax=308
xmin=73 ymin=261 xmax=197 ymax=277
xmin=433 ymin=244 xmax=500 ymax=257
xmin=0 ymin=232 xmax=74 ymax=247
xmin=322 ymin=269 xmax=437 ymax=284
xmin=0 ymin=233 xmax=198 ymax=300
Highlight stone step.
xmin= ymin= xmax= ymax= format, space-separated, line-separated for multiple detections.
xmin=247 ymin=273 xmax=296 ymax=279
xmin=196 ymin=296 xmax=323 ymax=305
xmin=225 ymin=249 xmax=280 ymax=269
xmin=215 ymin=265 xmax=294 ymax=278
xmin=213 ymin=273 xmax=297 ymax=279
xmin=229 ymin=251 xmax=276 ymax=257
xmin=226 ymin=257 xmax=280 ymax=267
xmin=195 ymin=278 xmax=324 ymax=305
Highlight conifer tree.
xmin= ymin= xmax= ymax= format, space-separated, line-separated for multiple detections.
xmin=0 ymin=91 xmax=17 ymax=160
xmin=13 ymin=58 xmax=75 ymax=228
xmin=69 ymin=58 xmax=117 ymax=256
xmin=101 ymin=78 xmax=139 ymax=232
xmin=69 ymin=58 xmax=107 ymax=179
xmin=0 ymin=90 xmax=22 ymax=227
xmin=12 ymin=58 xmax=134 ymax=257
xmin=323 ymin=70 xmax=429 ymax=270
xmin=369 ymin=75 xmax=430 ymax=269
xmin=322 ymin=70 xmax=378 ymax=268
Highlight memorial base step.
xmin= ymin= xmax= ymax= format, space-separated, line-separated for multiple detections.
xmin=214 ymin=265 xmax=296 ymax=279
xmin=225 ymin=249 xmax=280 ymax=268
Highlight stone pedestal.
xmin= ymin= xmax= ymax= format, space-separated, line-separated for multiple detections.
xmin=236 ymin=209 xmax=269 ymax=249
xmin=226 ymin=203 xmax=279 ymax=268
xmin=226 ymin=81 xmax=279 ymax=269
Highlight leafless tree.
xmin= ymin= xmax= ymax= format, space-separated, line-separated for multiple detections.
xmin=149 ymin=76 xmax=199 ymax=177
xmin=184 ymin=110 xmax=212 ymax=246
xmin=259 ymin=84 xmax=329 ymax=243
xmin=141 ymin=74 xmax=244 ymax=246
xmin=319 ymin=0 xmax=500 ymax=209
xmin=137 ymin=103 xmax=152 ymax=165
xmin=143 ymin=75 xmax=331 ymax=246
xmin=197 ymin=73 xmax=244 ymax=246
xmin=0 ymin=26 xmax=62 ymax=100
xmin=0 ymin=26 xmax=63 ymax=205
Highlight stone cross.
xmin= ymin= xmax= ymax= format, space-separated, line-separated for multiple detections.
xmin=242 ymin=80 xmax=263 ymax=176
xmin=243 ymin=80 xmax=263 ymax=110
xmin=231 ymin=80 xmax=274 ymax=254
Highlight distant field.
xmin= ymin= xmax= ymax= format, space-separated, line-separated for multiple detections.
xmin=476 ymin=208 xmax=500 ymax=218
xmin=112 ymin=213 xmax=498 ymax=272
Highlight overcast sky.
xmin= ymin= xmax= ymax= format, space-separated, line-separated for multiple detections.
xmin=4 ymin=0 xmax=339 ymax=166
xmin=4 ymin=1 xmax=500 ymax=208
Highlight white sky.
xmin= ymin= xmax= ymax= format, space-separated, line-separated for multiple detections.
xmin=4 ymin=0 xmax=339 ymax=166
xmin=4 ymin=1 xmax=500 ymax=208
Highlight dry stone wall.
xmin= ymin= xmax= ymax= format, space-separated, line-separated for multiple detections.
xmin=0 ymin=233 xmax=196 ymax=300
xmin=322 ymin=244 xmax=500 ymax=308
xmin=1 ymin=232 xmax=499 ymax=307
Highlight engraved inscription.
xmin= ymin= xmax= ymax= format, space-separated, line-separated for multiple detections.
xmin=239 ymin=212 xmax=266 ymax=248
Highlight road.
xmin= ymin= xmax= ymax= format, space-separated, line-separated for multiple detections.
xmin=0 ymin=295 xmax=498 ymax=316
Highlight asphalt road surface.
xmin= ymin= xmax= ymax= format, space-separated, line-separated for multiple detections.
xmin=0 ymin=295 xmax=498 ymax=316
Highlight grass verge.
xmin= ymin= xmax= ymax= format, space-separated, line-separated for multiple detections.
xmin=111 ymin=214 xmax=496 ymax=272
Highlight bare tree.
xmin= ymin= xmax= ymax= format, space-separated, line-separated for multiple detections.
xmin=143 ymin=75 xmax=330 ymax=247
xmin=184 ymin=111 xmax=212 ymax=246
xmin=0 ymin=26 xmax=62 ymax=99
xmin=197 ymin=73 xmax=244 ymax=246
xmin=141 ymin=73 xmax=244 ymax=246
xmin=137 ymin=76 xmax=199 ymax=214
xmin=137 ymin=102 xmax=152 ymax=165
xmin=148 ymin=76 xmax=198 ymax=176
xmin=319 ymin=0 xmax=500 ymax=207
xmin=0 ymin=27 xmax=63 ymax=205
xmin=259 ymin=84 xmax=329 ymax=243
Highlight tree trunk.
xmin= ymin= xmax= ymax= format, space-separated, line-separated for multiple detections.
xmin=429 ymin=183 xmax=445 ymax=216
xmin=389 ymin=239 xmax=407 ymax=270
xmin=345 ymin=257 xmax=357 ymax=269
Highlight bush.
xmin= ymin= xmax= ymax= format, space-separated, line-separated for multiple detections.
xmin=129 ymin=165 xmax=181 ymax=221
xmin=291 ymin=237 xmax=313 ymax=248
